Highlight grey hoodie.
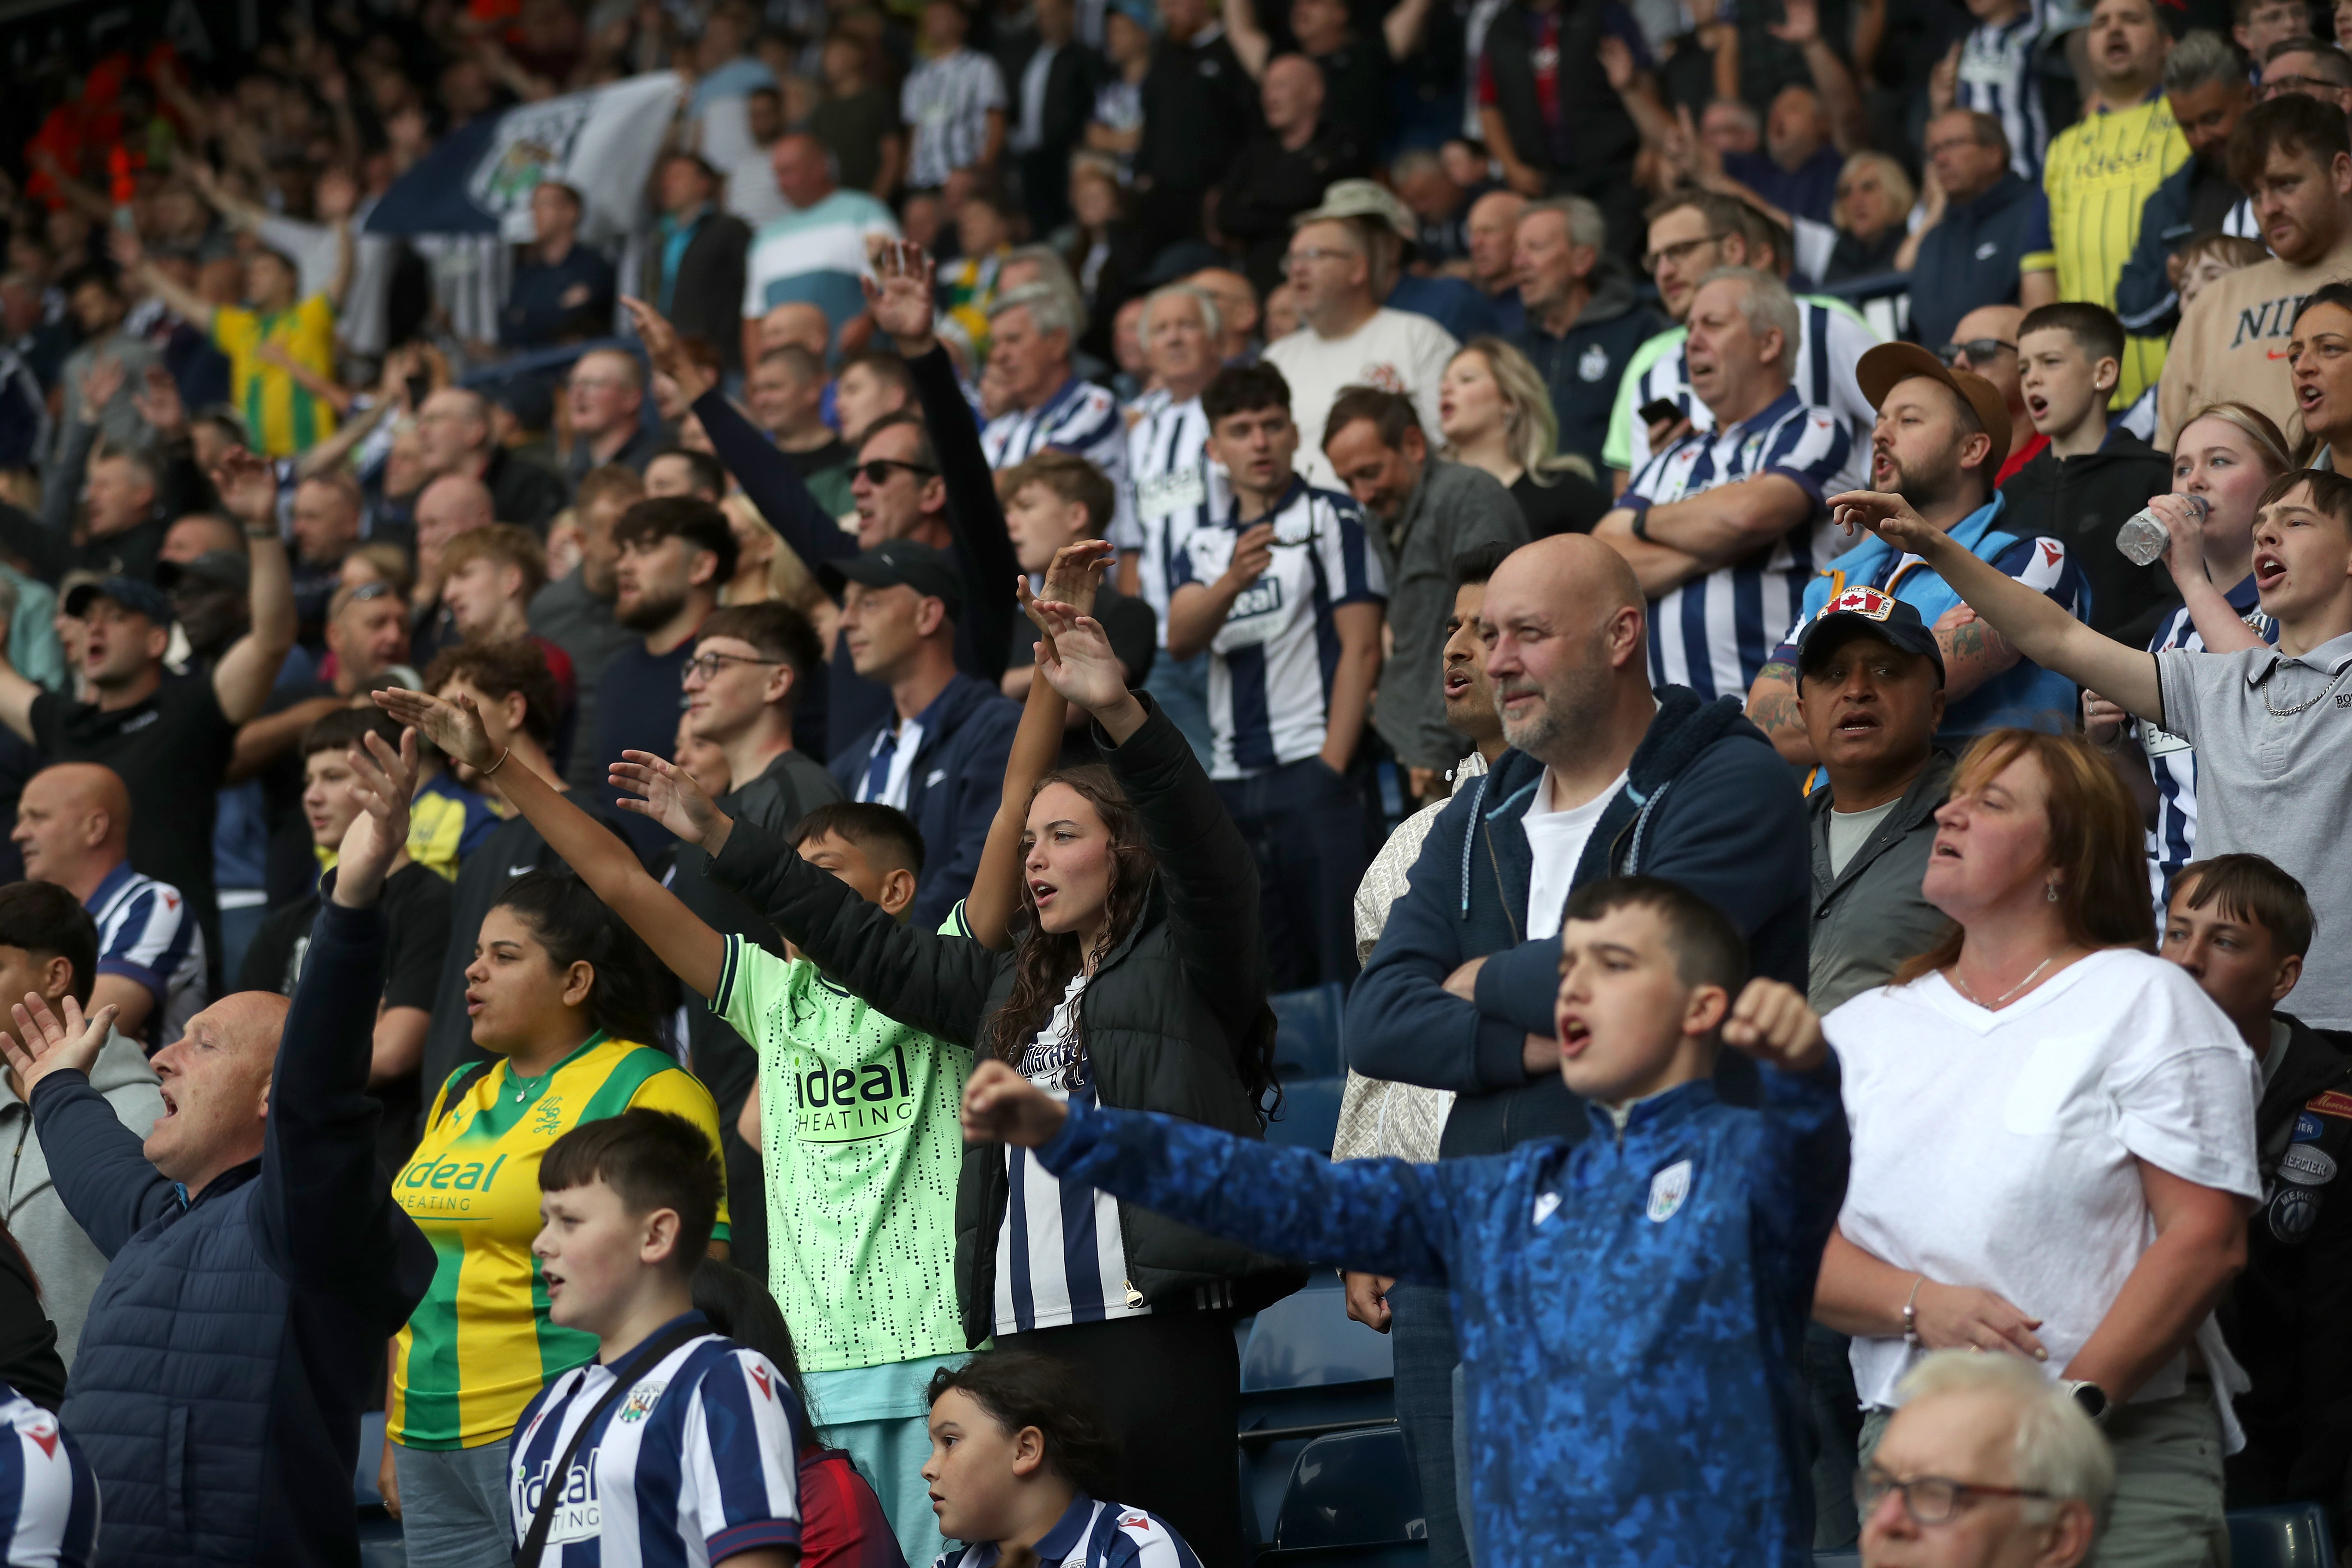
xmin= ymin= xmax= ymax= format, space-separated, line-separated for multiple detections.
xmin=0 ymin=1030 xmax=163 ymax=1369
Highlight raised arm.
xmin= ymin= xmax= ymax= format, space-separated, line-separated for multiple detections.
xmin=1771 ymin=0 xmax=1866 ymax=152
xmin=109 ymin=228 xmax=215 ymax=335
xmin=1832 ymin=489 xmax=2163 ymax=718
xmin=374 ymin=685 xmax=727 ymax=997
xmin=7 ymin=995 xmax=178 ymax=1257
xmin=0 ymin=598 xmax=44 ymax=745
xmin=209 ymin=450 xmax=299 ymax=724
xmin=1223 ymin=0 xmax=1273 ymax=77
xmin=869 ymin=242 xmax=1021 ymax=681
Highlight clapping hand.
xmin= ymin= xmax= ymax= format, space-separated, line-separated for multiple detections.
xmin=0 ymin=993 xmax=119 ymax=1099
xmin=331 ymin=726 xmax=420 ymax=908
xmin=961 ymin=1060 xmax=1070 ymax=1147
xmin=1767 ymin=0 xmax=1819 ymax=46
xmin=1017 ymin=539 xmax=1115 ymax=665
xmin=1028 ymin=591 xmax=1137 ymax=723
xmin=861 ymin=239 xmax=940 ymax=357
xmin=608 ymin=749 xmax=734 ymax=853
xmin=1721 ymin=978 xmax=1828 ymax=1072
xmin=372 ymin=686 xmax=501 ymax=774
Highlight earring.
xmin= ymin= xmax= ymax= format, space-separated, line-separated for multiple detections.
xmin=2046 ymin=882 xmax=2060 ymax=903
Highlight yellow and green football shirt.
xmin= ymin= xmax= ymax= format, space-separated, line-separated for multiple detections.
xmin=211 ymin=293 xmax=339 ymax=457
xmin=388 ymin=1032 xmax=732 ymax=1450
xmin=2042 ymin=94 xmax=2189 ymax=409
xmin=715 ymin=928 xmax=972 ymax=1374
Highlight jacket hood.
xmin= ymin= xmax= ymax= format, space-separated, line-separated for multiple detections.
xmin=1575 ymin=266 xmax=1642 ymax=329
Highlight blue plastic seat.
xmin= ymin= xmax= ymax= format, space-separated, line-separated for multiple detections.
xmin=355 ymin=1409 xmax=387 ymax=1507
xmin=1271 ymin=1427 xmax=1426 ymax=1551
xmin=1265 ymin=1077 xmax=1343 ymax=1155
xmin=1271 ymin=984 xmax=1348 ymax=1081
xmin=2229 ymin=1503 xmax=2336 ymax=1568
xmin=1241 ymin=1273 xmax=1395 ymax=1395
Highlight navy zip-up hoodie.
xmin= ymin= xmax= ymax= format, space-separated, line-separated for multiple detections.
xmin=1036 ymin=1063 xmax=1848 ymax=1567
xmin=1348 ymin=688 xmax=1810 ymax=1157
xmin=38 ymin=895 xmax=435 ymax=1566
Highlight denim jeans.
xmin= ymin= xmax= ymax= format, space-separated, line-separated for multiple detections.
xmin=1390 ymin=1282 xmax=1471 ymax=1568
xmin=1215 ymin=757 xmax=1369 ymax=992
xmin=392 ymin=1436 xmax=514 ymax=1568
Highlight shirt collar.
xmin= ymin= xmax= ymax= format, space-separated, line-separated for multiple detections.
xmin=2224 ymin=571 xmax=2265 ymax=614
xmin=2245 ymin=627 xmax=2352 ymax=685
xmin=600 ymin=1309 xmax=709 ymax=1371
xmin=85 ymin=860 xmax=138 ymax=914
xmin=1722 ymin=385 xmax=1804 ymax=444
xmin=2093 ymin=84 xmax=2166 ymax=114
xmin=1033 ymin=1496 xmax=1102 ymax=1562
xmin=1227 ymin=473 xmax=1307 ymax=526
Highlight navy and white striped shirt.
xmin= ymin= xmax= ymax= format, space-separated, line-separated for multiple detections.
xmin=933 ymin=1495 xmax=1204 ymax=1568
xmin=1120 ymin=393 xmax=1223 ymax=641
xmin=2141 ymin=572 xmax=2277 ymax=901
xmin=0 ymin=1384 xmax=95 ymax=1568
xmin=1613 ymin=298 xmax=1879 ymax=476
xmin=87 ymin=861 xmax=205 ymax=1048
xmin=902 ymin=48 xmax=1008 ymax=190
xmin=1170 ymin=478 xmax=1387 ymax=779
xmin=984 ymin=377 xmax=1136 ymax=545
xmin=507 ymin=1316 xmax=805 ymax=1568
xmin=1624 ymin=386 xmax=1864 ymax=701
xmin=1957 ymin=5 xmax=2049 ymax=179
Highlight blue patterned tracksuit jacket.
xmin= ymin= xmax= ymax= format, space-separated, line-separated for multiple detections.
xmin=1035 ymin=1064 xmax=1848 ymax=1568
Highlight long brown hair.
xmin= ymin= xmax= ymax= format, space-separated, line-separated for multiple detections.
xmin=986 ymin=766 xmax=1158 ymax=1069
xmin=1891 ymin=729 xmax=2154 ymax=986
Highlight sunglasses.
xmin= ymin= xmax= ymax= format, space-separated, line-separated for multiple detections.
xmin=853 ymin=458 xmax=938 ymax=485
xmin=1937 ymin=338 xmax=2016 ymax=366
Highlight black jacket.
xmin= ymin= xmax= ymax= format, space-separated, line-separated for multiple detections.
xmin=1136 ymin=29 xmax=1260 ymax=193
xmin=1477 ymin=0 xmax=1640 ymax=191
xmin=1004 ymin=39 xmax=1100 ymax=231
xmin=648 ymin=207 xmax=753 ymax=374
xmin=1806 ymin=753 xmax=1954 ymax=1014
xmin=1511 ymin=267 xmax=1667 ymax=478
xmin=1348 ymin=690 xmax=1809 ymax=1158
xmin=2224 ymin=1015 xmax=2352 ymax=1530
xmin=1994 ymin=426 xmax=2173 ymax=648
xmin=707 ymin=698 xmax=1306 ymax=1345
xmin=1216 ymin=119 xmax=1372 ymax=297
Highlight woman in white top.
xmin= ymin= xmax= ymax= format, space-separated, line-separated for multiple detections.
xmin=1816 ymin=728 xmax=2262 ymax=1568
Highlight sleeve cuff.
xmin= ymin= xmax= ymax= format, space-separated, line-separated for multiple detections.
xmin=1035 ymin=1095 xmax=1092 ymax=1175
xmin=95 ymin=959 xmax=165 ymax=1004
xmin=1616 ymin=491 xmax=1656 ymax=515
xmin=706 ymin=1521 xmax=802 ymax=1560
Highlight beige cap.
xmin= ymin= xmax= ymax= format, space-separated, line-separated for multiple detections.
xmin=1292 ymin=178 xmax=1416 ymax=244
xmin=1856 ymin=341 xmax=2013 ymax=478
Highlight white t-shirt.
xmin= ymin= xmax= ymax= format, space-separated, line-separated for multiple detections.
xmin=1263 ymin=308 xmax=1459 ymax=489
xmin=1826 ymin=949 xmax=2261 ymax=1412
xmin=1524 ymin=769 xmax=1630 ymax=942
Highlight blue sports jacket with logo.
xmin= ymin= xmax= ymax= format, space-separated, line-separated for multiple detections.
xmin=1034 ymin=1064 xmax=1848 ymax=1567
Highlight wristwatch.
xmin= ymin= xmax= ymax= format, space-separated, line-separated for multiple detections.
xmin=1629 ymin=509 xmax=1652 ymax=542
xmin=2059 ymin=1379 xmax=2109 ymax=1424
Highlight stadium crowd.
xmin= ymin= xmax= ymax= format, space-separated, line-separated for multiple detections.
xmin=0 ymin=0 xmax=2346 ymax=1562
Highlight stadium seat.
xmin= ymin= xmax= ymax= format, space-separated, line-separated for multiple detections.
xmin=1237 ymin=1274 xmax=1399 ymax=1549
xmin=1813 ymin=1553 xmax=1862 ymax=1568
xmin=1265 ymin=1077 xmax=1343 ymax=1154
xmin=355 ymin=1409 xmax=388 ymax=1507
xmin=1271 ymin=984 xmax=1348 ymax=1081
xmin=2228 ymin=1503 xmax=2336 ymax=1568
xmin=1269 ymin=1427 xmax=1427 ymax=1551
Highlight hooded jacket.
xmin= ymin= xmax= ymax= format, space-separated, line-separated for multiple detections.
xmin=1994 ymin=425 xmax=2172 ymax=648
xmin=1348 ymin=688 xmax=1810 ymax=1158
xmin=1806 ymin=754 xmax=1954 ymax=1015
xmin=1512 ymin=268 xmax=1669 ymax=477
xmin=1908 ymin=172 xmax=2055 ymax=349
xmin=710 ymin=698 xmax=1305 ymax=1345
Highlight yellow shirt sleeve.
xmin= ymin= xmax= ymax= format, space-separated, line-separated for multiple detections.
xmin=293 ymin=294 xmax=338 ymax=371
xmin=212 ymin=304 xmax=260 ymax=358
xmin=626 ymin=1066 xmax=735 ymax=1235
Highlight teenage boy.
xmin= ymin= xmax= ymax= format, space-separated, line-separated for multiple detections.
xmin=962 ymin=875 xmax=1845 ymax=1568
xmin=1996 ymin=303 xmax=2172 ymax=644
xmin=998 ymin=450 xmax=1156 ymax=764
xmin=508 ymin=1109 xmax=806 ymax=1567
xmin=238 ymin=708 xmax=452 ymax=1172
xmin=2158 ymin=854 xmax=2352 ymax=1534
xmin=1166 ymin=362 xmax=1386 ymax=991
xmin=438 ymin=525 xmax=577 ymax=712
xmin=1829 ymin=468 xmax=2352 ymax=1029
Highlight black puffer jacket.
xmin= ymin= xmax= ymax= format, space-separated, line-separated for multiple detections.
xmin=705 ymin=697 xmax=1307 ymax=1345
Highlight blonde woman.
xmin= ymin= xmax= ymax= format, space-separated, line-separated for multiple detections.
xmin=1436 ymin=338 xmax=1608 ymax=537
xmin=1822 ymin=152 xmax=1914 ymax=283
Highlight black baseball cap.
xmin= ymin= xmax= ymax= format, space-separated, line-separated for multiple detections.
xmin=818 ymin=539 xmax=966 ymax=622
xmin=1793 ymin=586 xmax=1945 ymax=686
xmin=156 ymin=551 xmax=250 ymax=594
xmin=63 ymin=575 xmax=174 ymax=625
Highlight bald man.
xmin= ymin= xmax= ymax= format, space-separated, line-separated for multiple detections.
xmin=759 ymin=301 xmax=831 ymax=361
xmin=410 ymin=386 xmax=567 ymax=535
xmin=1216 ymin=55 xmax=1369 ymax=298
xmin=1347 ymin=533 xmax=1810 ymax=1162
xmin=1464 ymin=190 xmax=1528 ymax=322
xmin=6 ymin=726 xmax=434 ymax=1566
xmin=13 ymin=763 xmax=206 ymax=1048
xmin=741 ymin=131 xmax=900 ymax=369
xmin=564 ymin=346 xmax=658 ymax=484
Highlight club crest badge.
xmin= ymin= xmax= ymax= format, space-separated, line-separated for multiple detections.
xmin=1647 ymin=1160 xmax=1692 ymax=1223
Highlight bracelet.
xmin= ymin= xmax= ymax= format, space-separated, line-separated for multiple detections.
xmin=481 ymin=746 xmax=512 ymax=777
xmin=243 ymin=527 xmax=277 ymax=540
xmin=1902 ymin=1274 xmax=1926 ymax=1348
xmin=1629 ymin=509 xmax=1652 ymax=542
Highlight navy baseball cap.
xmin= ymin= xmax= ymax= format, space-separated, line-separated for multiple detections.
xmin=156 ymin=551 xmax=250 ymax=594
xmin=63 ymin=575 xmax=174 ymax=625
xmin=818 ymin=539 xmax=967 ymax=622
xmin=1793 ymin=586 xmax=1945 ymax=686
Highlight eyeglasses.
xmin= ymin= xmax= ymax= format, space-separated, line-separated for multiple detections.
xmin=2260 ymin=73 xmax=2347 ymax=99
xmin=1855 ymin=1468 xmax=2054 ymax=1528
xmin=852 ymin=458 xmax=937 ymax=485
xmin=1641 ymin=234 xmax=1723 ymax=275
xmin=1283 ymin=246 xmax=1354 ymax=271
xmin=569 ymin=375 xmax=633 ymax=393
xmin=680 ymin=651 xmax=783 ymax=685
xmin=1938 ymin=338 xmax=2016 ymax=367
xmin=346 ymin=581 xmax=396 ymax=604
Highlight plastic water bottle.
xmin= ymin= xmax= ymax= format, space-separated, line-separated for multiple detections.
xmin=2116 ymin=494 xmax=2206 ymax=566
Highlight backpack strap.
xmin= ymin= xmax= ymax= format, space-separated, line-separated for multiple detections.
xmin=514 ymin=1320 xmax=710 ymax=1568
xmin=429 ymin=1059 xmax=500 ymax=1131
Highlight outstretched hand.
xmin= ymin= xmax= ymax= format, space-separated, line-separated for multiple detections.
xmin=211 ymin=446 xmax=278 ymax=528
xmin=1720 ymin=978 xmax=1828 ymax=1072
xmin=0 ymin=993 xmax=118 ymax=1099
xmin=373 ymin=686 xmax=501 ymax=773
xmin=609 ymin=749 xmax=734 ymax=853
xmin=1018 ymin=539 xmax=1116 ymax=665
xmin=861 ymin=239 xmax=940 ymax=356
xmin=332 ymin=726 xmax=420 ymax=907
xmin=620 ymin=295 xmax=713 ymax=403
xmin=961 ymin=1059 xmax=1069 ymax=1148
xmin=1028 ymin=593 xmax=1139 ymax=727
xmin=1828 ymin=490 xmax=1946 ymax=557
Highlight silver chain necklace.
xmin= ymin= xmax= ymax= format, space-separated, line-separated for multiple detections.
xmin=2261 ymin=663 xmax=2352 ymax=718
xmin=1949 ymin=955 xmax=2058 ymax=1011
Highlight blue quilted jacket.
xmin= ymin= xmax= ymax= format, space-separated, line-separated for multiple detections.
xmin=36 ymin=897 xmax=435 ymax=1566
xmin=1036 ymin=1065 xmax=1848 ymax=1567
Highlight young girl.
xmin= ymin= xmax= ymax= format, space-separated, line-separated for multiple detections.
xmin=923 ymin=1352 xmax=1200 ymax=1568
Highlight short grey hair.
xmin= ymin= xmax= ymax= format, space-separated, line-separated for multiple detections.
xmin=1694 ymin=265 xmax=1801 ymax=357
xmin=1895 ymin=1353 xmax=2116 ymax=1531
xmin=989 ymin=282 xmax=1083 ymax=345
xmin=998 ymin=245 xmax=1088 ymax=324
xmin=1524 ymin=195 xmax=1607 ymax=254
xmin=2163 ymin=28 xmax=2244 ymax=95
xmin=1139 ymin=283 xmax=1223 ymax=346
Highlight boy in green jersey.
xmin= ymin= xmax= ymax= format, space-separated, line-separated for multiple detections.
xmin=374 ymin=690 xmax=971 ymax=1568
